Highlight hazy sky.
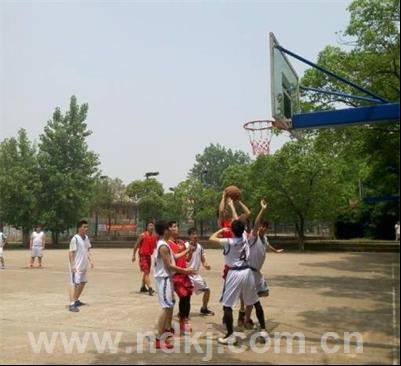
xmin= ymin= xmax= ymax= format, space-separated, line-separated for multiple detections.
xmin=0 ymin=0 xmax=351 ymax=189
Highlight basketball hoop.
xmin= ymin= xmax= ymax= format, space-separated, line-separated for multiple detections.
xmin=243 ymin=120 xmax=274 ymax=156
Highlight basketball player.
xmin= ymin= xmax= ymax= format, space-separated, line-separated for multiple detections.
xmin=167 ymin=221 xmax=193 ymax=335
xmin=154 ymin=220 xmax=196 ymax=350
xmin=185 ymin=228 xmax=214 ymax=316
xmin=132 ymin=221 xmax=157 ymax=296
xmin=68 ymin=220 xmax=94 ymax=313
xmin=30 ymin=225 xmax=45 ymax=268
xmin=209 ymin=220 xmax=268 ymax=345
xmin=0 ymin=228 xmax=7 ymax=269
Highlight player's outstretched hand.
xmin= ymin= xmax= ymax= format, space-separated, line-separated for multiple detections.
xmin=261 ymin=199 xmax=268 ymax=210
xmin=204 ymin=264 xmax=211 ymax=271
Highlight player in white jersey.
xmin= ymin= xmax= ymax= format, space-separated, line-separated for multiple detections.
xmin=68 ymin=220 xmax=94 ymax=313
xmin=244 ymin=200 xmax=284 ymax=329
xmin=185 ymin=228 xmax=214 ymax=316
xmin=0 ymin=229 xmax=7 ymax=269
xmin=30 ymin=226 xmax=45 ymax=268
xmin=153 ymin=220 xmax=196 ymax=350
xmin=209 ymin=220 xmax=267 ymax=345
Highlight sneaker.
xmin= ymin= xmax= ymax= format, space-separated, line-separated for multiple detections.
xmin=140 ymin=286 xmax=148 ymax=293
xmin=148 ymin=288 xmax=155 ymax=296
xmin=200 ymin=307 xmax=215 ymax=316
xmin=164 ymin=328 xmax=175 ymax=338
xmin=218 ymin=334 xmax=237 ymax=346
xmin=156 ymin=339 xmax=174 ymax=350
xmin=256 ymin=330 xmax=269 ymax=344
xmin=238 ymin=311 xmax=246 ymax=327
xmin=69 ymin=305 xmax=80 ymax=313
xmin=74 ymin=300 xmax=86 ymax=307
xmin=179 ymin=319 xmax=192 ymax=336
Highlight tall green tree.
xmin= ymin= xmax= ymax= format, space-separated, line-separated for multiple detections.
xmin=251 ymin=139 xmax=350 ymax=249
xmin=300 ymin=0 xmax=400 ymax=238
xmin=126 ymin=178 xmax=165 ymax=223
xmin=190 ymin=143 xmax=251 ymax=189
xmin=0 ymin=129 xmax=41 ymax=246
xmin=38 ymin=96 xmax=99 ymax=244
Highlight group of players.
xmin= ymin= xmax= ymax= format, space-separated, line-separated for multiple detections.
xmin=0 ymin=189 xmax=283 ymax=350
xmin=134 ymin=190 xmax=283 ymax=349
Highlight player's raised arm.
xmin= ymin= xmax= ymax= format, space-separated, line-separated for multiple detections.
xmin=253 ymin=199 xmax=268 ymax=236
xmin=227 ymin=198 xmax=239 ymax=221
xmin=218 ymin=191 xmax=227 ymax=226
xmin=209 ymin=228 xmax=228 ymax=245
xmin=238 ymin=200 xmax=251 ymax=222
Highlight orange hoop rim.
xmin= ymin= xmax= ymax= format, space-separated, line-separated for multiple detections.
xmin=243 ymin=119 xmax=274 ymax=131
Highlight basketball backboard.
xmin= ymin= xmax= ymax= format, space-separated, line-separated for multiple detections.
xmin=270 ymin=32 xmax=300 ymax=130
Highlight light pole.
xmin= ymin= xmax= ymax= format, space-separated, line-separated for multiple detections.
xmin=199 ymin=170 xmax=208 ymax=237
xmin=144 ymin=172 xmax=159 ymax=226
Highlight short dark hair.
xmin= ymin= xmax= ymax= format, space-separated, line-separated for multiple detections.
xmin=188 ymin=227 xmax=197 ymax=236
xmin=231 ymin=220 xmax=245 ymax=238
xmin=77 ymin=220 xmax=88 ymax=229
xmin=155 ymin=220 xmax=169 ymax=237
xmin=168 ymin=221 xmax=177 ymax=229
xmin=146 ymin=221 xmax=154 ymax=228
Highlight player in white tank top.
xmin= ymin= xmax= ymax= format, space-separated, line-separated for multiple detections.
xmin=30 ymin=226 xmax=45 ymax=268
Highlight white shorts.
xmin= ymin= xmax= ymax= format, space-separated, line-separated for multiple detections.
xmin=220 ymin=268 xmax=259 ymax=308
xmin=31 ymin=247 xmax=43 ymax=258
xmin=253 ymin=271 xmax=269 ymax=297
xmin=190 ymin=274 xmax=209 ymax=294
xmin=0 ymin=247 xmax=3 ymax=257
xmin=156 ymin=277 xmax=175 ymax=309
xmin=70 ymin=271 xmax=88 ymax=286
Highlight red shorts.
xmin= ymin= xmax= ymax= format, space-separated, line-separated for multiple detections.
xmin=173 ymin=273 xmax=193 ymax=298
xmin=139 ymin=255 xmax=152 ymax=274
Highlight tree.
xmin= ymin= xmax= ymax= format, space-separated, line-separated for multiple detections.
xmin=126 ymin=178 xmax=165 ymax=223
xmin=300 ymin=0 xmax=400 ymax=238
xmin=38 ymin=96 xmax=99 ymax=244
xmin=251 ymin=139 xmax=349 ymax=249
xmin=190 ymin=144 xmax=251 ymax=189
xmin=0 ymin=129 xmax=41 ymax=246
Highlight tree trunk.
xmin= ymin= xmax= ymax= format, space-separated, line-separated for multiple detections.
xmin=296 ymin=217 xmax=305 ymax=251
xmin=51 ymin=231 xmax=59 ymax=245
xmin=22 ymin=228 xmax=30 ymax=248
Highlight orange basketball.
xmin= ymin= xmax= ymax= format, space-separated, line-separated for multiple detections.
xmin=225 ymin=185 xmax=241 ymax=200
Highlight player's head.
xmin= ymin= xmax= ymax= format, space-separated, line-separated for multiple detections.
xmin=168 ymin=221 xmax=179 ymax=239
xmin=155 ymin=220 xmax=169 ymax=238
xmin=258 ymin=220 xmax=269 ymax=236
xmin=188 ymin=227 xmax=198 ymax=243
xmin=146 ymin=221 xmax=155 ymax=233
xmin=35 ymin=225 xmax=42 ymax=232
xmin=77 ymin=220 xmax=89 ymax=235
xmin=231 ymin=220 xmax=245 ymax=238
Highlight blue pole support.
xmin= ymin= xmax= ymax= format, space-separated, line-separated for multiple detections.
xmin=300 ymin=87 xmax=384 ymax=104
xmin=292 ymin=103 xmax=400 ymax=129
xmin=275 ymin=45 xmax=390 ymax=104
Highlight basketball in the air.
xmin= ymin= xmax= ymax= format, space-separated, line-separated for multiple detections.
xmin=225 ymin=185 xmax=241 ymax=200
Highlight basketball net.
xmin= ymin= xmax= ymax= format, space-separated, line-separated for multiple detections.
xmin=243 ymin=120 xmax=274 ymax=156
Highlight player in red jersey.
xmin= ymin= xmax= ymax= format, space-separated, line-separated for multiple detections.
xmin=132 ymin=222 xmax=158 ymax=296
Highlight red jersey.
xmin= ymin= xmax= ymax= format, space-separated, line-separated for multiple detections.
xmin=221 ymin=219 xmax=234 ymax=239
xmin=168 ymin=239 xmax=187 ymax=268
xmin=139 ymin=231 xmax=157 ymax=256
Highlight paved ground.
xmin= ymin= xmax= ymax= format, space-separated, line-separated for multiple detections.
xmin=0 ymin=249 xmax=399 ymax=365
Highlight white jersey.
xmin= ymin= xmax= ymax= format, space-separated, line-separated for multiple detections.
xmin=219 ymin=236 xmax=249 ymax=268
xmin=0 ymin=232 xmax=6 ymax=248
xmin=154 ymin=240 xmax=175 ymax=278
xmin=32 ymin=231 xmax=45 ymax=247
xmin=248 ymin=234 xmax=269 ymax=271
xmin=185 ymin=242 xmax=204 ymax=272
xmin=69 ymin=234 xmax=91 ymax=272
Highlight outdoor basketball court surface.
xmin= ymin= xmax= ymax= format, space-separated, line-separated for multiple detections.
xmin=0 ymin=248 xmax=399 ymax=365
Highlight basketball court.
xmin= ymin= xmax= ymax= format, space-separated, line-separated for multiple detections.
xmin=0 ymin=248 xmax=399 ymax=365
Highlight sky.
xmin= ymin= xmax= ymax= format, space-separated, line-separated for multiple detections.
xmin=0 ymin=0 xmax=351 ymax=189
